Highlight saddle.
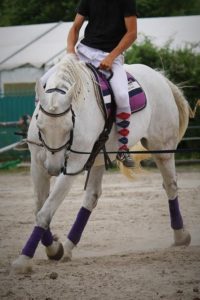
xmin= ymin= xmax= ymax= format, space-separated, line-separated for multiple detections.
xmin=83 ymin=64 xmax=147 ymax=189
xmin=86 ymin=63 xmax=147 ymax=118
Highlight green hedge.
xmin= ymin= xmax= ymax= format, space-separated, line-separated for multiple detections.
xmin=125 ymin=38 xmax=200 ymax=159
xmin=125 ymin=37 xmax=200 ymax=106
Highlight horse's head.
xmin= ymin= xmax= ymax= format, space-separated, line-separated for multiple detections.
xmin=36 ymin=78 xmax=75 ymax=176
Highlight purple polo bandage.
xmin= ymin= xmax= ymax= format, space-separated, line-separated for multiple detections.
xmin=168 ymin=197 xmax=183 ymax=230
xmin=22 ymin=226 xmax=45 ymax=258
xmin=68 ymin=207 xmax=91 ymax=245
xmin=41 ymin=228 xmax=53 ymax=247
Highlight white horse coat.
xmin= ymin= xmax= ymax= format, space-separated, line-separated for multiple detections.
xmin=12 ymin=55 xmax=191 ymax=273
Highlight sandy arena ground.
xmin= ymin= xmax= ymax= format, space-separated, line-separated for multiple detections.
xmin=0 ymin=165 xmax=199 ymax=300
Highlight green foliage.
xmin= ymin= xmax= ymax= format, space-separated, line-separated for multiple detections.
xmin=0 ymin=0 xmax=200 ymax=25
xmin=125 ymin=38 xmax=200 ymax=106
xmin=137 ymin=0 xmax=200 ymax=17
xmin=125 ymin=39 xmax=200 ymax=158
xmin=0 ymin=0 xmax=79 ymax=26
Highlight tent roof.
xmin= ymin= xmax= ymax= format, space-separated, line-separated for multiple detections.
xmin=0 ymin=22 xmax=78 ymax=70
xmin=137 ymin=15 xmax=200 ymax=50
xmin=0 ymin=15 xmax=199 ymax=71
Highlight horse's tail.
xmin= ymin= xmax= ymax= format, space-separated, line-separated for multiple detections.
xmin=119 ymin=78 xmax=194 ymax=180
xmin=166 ymin=79 xmax=194 ymax=141
xmin=118 ymin=142 xmax=151 ymax=179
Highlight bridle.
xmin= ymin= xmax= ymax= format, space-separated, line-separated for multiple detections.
xmin=37 ymin=88 xmax=75 ymax=155
xmin=35 ymin=85 xmax=110 ymax=181
xmin=30 ymin=73 xmax=112 ymax=184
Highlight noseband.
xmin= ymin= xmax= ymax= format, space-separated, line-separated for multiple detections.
xmin=34 ymin=86 xmax=111 ymax=183
xmin=37 ymin=88 xmax=75 ymax=155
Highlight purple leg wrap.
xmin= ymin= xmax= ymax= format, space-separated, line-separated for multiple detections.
xmin=168 ymin=197 xmax=183 ymax=230
xmin=21 ymin=226 xmax=45 ymax=258
xmin=68 ymin=207 xmax=91 ymax=245
xmin=41 ymin=228 xmax=53 ymax=247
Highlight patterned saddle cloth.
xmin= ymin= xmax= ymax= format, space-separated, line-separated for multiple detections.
xmin=86 ymin=64 xmax=147 ymax=117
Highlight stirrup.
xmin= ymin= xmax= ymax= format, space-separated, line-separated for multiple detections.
xmin=116 ymin=151 xmax=134 ymax=168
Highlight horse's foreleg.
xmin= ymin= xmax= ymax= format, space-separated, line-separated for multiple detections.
xmin=153 ymin=154 xmax=191 ymax=246
xmin=30 ymin=163 xmax=64 ymax=261
xmin=63 ymin=165 xmax=105 ymax=261
xmin=11 ymin=160 xmax=51 ymax=273
xmin=31 ymin=161 xmax=51 ymax=213
xmin=11 ymin=173 xmax=74 ymax=273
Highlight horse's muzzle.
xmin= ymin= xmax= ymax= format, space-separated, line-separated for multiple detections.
xmin=47 ymin=168 xmax=61 ymax=177
xmin=44 ymin=161 xmax=62 ymax=176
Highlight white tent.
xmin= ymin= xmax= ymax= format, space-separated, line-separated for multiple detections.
xmin=137 ymin=15 xmax=200 ymax=50
xmin=0 ymin=15 xmax=199 ymax=93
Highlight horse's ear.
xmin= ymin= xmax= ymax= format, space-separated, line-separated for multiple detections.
xmin=35 ymin=79 xmax=46 ymax=105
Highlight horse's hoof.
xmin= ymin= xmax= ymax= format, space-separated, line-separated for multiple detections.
xmin=62 ymin=239 xmax=74 ymax=262
xmin=11 ymin=255 xmax=32 ymax=274
xmin=62 ymin=245 xmax=72 ymax=262
xmin=52 ymin=234 xmax=59 ymax=241
xmin=62 ymin=252 xmax=72 ymax=262
xmin=173 ymin=228 xmax=191 ymax=246
xmin=46 ymin=241 xmax=64 ymax=261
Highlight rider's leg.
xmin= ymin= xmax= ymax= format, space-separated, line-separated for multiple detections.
xmin=110 ymin=57 xmax=134 ymax=167
xmin=76 ymin=44 xmax=134 ymax=167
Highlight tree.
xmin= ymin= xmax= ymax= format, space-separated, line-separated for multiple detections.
xmin=125 ymin=38 xmax=200 ymax=155
xmin=0 ymin=0 xmax=79 ymax=26
xmin=125 ymin=38 xmax=200 ymax=105
xmin=0 ymin=0 xmax=200 ymax=26
xmin=137 ymin=0 xmax=200 ymax=17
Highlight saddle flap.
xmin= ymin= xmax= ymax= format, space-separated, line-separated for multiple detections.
xmin=86 ymin=63 xmax=147 ymax=117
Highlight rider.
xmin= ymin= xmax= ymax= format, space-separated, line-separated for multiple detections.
xmin=67 ymin=0 xmax=137 ymax=168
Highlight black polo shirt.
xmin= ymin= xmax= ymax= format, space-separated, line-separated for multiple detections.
xmin=77 ymin=0 xmax=137 ymax=52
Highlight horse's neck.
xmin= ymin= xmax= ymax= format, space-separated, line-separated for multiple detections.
xmin=49 ymin=59 xmax=105 ymax=147
xmin=72 ymin=77 xmax=105 ymax=150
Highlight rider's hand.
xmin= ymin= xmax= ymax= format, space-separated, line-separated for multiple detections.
xmin=99 ymin=55 xmax=114 ymax=70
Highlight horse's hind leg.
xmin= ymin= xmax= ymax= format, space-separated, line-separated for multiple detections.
xmin=152 ymin=153 xmax=191 ymax=246
xmin=63 ymin=165 xmax=105 ymax=261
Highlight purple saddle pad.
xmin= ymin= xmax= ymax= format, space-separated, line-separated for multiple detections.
xmin=98 ymin=71 xmax=147 ymax=116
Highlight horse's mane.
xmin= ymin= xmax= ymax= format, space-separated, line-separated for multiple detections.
xmin=54 ymin=55 xmax=94 ymax=102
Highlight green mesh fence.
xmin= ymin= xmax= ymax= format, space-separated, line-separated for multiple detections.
xmin=0 ymin=92 xmax=35 ymax=161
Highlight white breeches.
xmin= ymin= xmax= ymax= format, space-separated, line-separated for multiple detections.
xmin=38 ymin=44 xmax=130 ymax=110
xmin=77 ymin=43 xmax=130 ymax=109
